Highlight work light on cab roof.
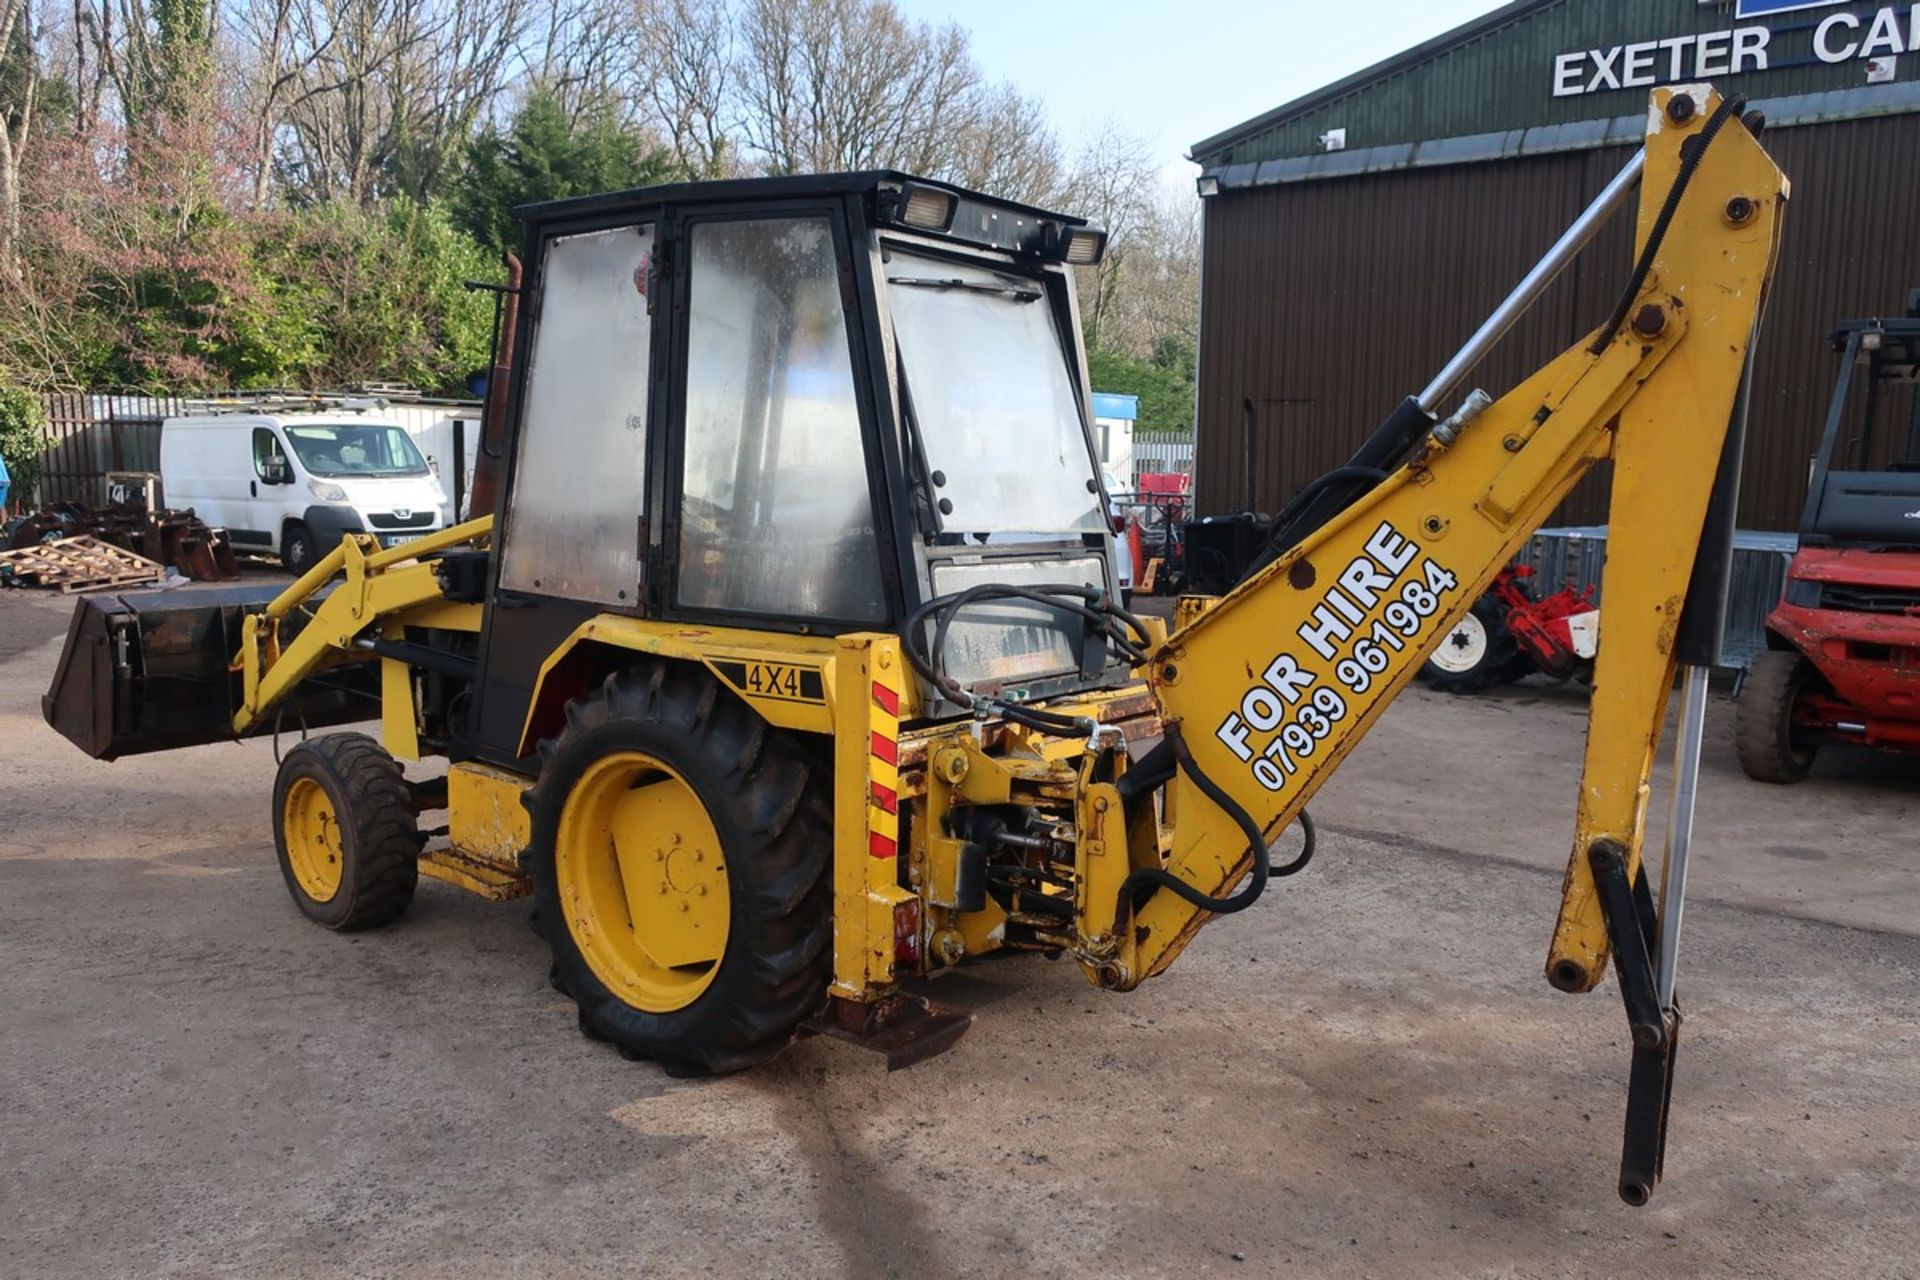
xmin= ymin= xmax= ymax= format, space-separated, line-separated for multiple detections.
xmin=885 ymin=177 xmax=1107 ymax=265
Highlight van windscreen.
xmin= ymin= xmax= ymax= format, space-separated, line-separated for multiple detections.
xmin=283 ymin=424 xmax=428 ymax=478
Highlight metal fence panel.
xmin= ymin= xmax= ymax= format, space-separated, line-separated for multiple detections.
xmin=1519 ymin=526 xmax=1796 ymax=670
xmin=1134 ymin=430 xmax=1195 ymax=476
xmin=36 ymin=394 xmax=181 ymax=507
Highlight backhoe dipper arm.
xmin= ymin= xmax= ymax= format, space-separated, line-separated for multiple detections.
xmin=1111 ymin=87 xmax=1784 ymax=1198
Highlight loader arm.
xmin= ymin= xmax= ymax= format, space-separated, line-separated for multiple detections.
xmin=232 ymin=516 xmax=494 ymax=754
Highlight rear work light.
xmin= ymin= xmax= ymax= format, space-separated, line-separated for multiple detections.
xmin=895 ymin=183 xmax=957 ymax=232
xmin=893 ymin=896 xmax=924 ymax=969
xmin=1040 ymin=223 xmax=1107 ymax=266
xmin=1059 ymin=226 xmax=1107 ymax=266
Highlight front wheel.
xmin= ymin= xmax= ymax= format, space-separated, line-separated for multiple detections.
xmin=1736 ymin=649 xmax=1820 ymax=784
xmin=281 ymin=521 xmax=316 ymax=575
xmin=527 ymin=664 xmax=832 ymax=1075
xmin=1421 ymin=598 xmax=1521 ymax=695
xmin=272 ymin=732 xmax=420 ymax=929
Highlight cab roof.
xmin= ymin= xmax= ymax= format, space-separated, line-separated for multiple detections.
xmin=517 ymin=170 xmax=1084 ymax=227
xmin=517 ymin=170 xmax=1093 ymax=264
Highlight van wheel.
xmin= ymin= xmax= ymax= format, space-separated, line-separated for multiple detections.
xmin=282 ymin=522 xmax=315 ymax=575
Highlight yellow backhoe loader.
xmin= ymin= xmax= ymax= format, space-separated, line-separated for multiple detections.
xmin=44 ymin=86 xmax=1785 ymax=1205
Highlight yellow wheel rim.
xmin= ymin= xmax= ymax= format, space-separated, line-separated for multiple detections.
xmin=283 ymin=776 xmax=344 ymax=903
xmin=556 ymin=751 xmax=731 ymax=1014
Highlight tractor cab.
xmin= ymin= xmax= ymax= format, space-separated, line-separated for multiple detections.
xmin=1800 ymin=301 xmax=1920 ymax=548
xmin=468 ymin=172 xmax=1121 ymax=765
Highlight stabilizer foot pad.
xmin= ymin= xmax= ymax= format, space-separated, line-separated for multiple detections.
xmin=802 ymin=992 xmax=972 ymax=1071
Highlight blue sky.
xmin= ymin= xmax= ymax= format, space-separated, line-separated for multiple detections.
xmin=894 ymin=0 xmax=1509 ymax=182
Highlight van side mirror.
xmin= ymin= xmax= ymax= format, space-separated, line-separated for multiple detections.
xmin=264 ymin=459 xmax=292 ymax=485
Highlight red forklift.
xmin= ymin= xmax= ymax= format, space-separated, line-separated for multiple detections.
xmin=1737 ymin=296 xmax=1920 ymax=782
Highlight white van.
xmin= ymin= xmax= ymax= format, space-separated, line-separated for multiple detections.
xmin=161 ymin=409 xmax=451 ymax=573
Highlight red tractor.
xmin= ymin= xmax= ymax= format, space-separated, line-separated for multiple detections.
xmin=1738 ymin=303 xmax=1920 ymax=782
xmin=1421 ymin=563 xmax=1598 ymax=693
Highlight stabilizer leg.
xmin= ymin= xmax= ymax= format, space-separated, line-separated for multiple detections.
xmin=1589 ymin=839 xmax=1681 ymax=1206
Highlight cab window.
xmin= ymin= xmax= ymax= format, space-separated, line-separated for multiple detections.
xmin=675 ymin=216 xmax=885 ymax=623
xmin=500 ymin=223 xmax=657 ymax=605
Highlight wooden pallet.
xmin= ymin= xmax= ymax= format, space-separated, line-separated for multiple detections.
xmin=0 ymin=535 xmax=167 ymax=593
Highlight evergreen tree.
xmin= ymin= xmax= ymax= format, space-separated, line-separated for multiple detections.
xmin=454 ymin=89 xmax=681 ymax=257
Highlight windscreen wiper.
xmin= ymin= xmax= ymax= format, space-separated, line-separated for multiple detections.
xmin=888 ymin=276 xmax=1042 ymax=303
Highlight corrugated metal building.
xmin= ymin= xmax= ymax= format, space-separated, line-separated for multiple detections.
xmin=1189 ymin=0 xmax=1920 ymax=529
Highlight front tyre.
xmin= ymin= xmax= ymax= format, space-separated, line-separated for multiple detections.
xmin=281 ymin=521 xmax=316 ymax=575
xmin=527 ymin=664 xmax=832 ymax=1075
xmin=272 ymin=732 xmax=420 ymax=929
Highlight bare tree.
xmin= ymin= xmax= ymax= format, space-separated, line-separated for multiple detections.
xmin=276 ymin=0 xmax=416 ymax=203
xmin=0 ymin=0 xmax=38 ymax=279
xmin=385 ymin=0 xmax=531 ymax=199
xmin=732 ymin=0 xmax=1067 ymax=198
xmin=737 ymin=0 xmax=953 ymax=174
xmin=945 ymin=82 xmax=1065 ymax=206
xmin=1091 ymin=186 xmax=1200 ymax=359
xmin=7 ymin=0 xmax=1202 ymax=393
xmin=533 ymin=0 xmax=636 ymax=126
xmin=276 ymin=0 xmax=527 ymax=205
xmin=1064 ymin=122 xmax=1155 ymax=349
xmin=78 ymin=0 xmax=219 ymax=133
xmin=227 ymin=0 xmax=333 ymax=208
xmin=630 ymin=0 xmax=731 ymax=177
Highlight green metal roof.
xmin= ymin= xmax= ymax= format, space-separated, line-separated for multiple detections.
xmin=1193 ymin=0 xmax=1920 ymax=170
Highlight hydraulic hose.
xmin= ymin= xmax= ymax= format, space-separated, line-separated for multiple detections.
xmin=1244 ymin=464 xmax=1391 ymax=581
xmin=1589 ymin=93 xmax=1747 ymax=356
xmin=902 ymin=581 xmax=1155 ymax=735
xmin=1111 ymin=726 xmax=1315 ymax=928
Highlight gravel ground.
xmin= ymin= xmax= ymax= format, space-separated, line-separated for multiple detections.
xmin=2 ymin=584 xmax=1916 ymax=1279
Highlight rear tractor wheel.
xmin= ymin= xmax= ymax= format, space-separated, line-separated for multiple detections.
xmin=1421 ymin=597 xmax=1522 ymax=695
xmin=1736 ymin=649 xmax=1820 ymax=784
xmin=272 ymin=732 xmax=421 ymax=929
xmin=526 ymin=664 xmax=832 ymax=1075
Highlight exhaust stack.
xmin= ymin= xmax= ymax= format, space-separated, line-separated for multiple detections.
xmin=466 ymin=251 xmax=523 ymax=521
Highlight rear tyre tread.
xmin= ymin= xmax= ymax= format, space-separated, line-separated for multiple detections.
xmin=529 ymin=663 xmax=832 ymax=1075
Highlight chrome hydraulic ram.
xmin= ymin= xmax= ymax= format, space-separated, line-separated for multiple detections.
xmin=1258 ymin=151 xmax=1648 ymax=565
xmin=1417 ymin=152 xmax=1647 ymax=414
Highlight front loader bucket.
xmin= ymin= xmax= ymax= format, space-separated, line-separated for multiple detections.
xmin=42 ymin=583 xmax=377 ymax=761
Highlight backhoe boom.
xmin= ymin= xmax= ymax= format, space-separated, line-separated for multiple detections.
xmin=1110 ymin=85 xmax=1785 ymax=1203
